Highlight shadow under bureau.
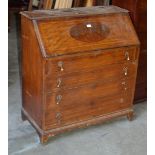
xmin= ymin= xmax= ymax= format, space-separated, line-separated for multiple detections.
xmin=20 ymin=6 xmax=140 ymax=143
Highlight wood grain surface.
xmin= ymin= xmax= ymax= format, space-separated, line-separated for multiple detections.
xmin=21 ymin=6 xmax=139 ymax=143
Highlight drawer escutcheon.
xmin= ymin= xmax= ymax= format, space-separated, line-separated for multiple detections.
xmin=56 ymin=95 xmax=62 ymax=104
xmin=58 ymin=61 xmax=64 ymax=71
xmin=55 ymin=112 xmax=62 ymax=124
xmin=57 ymin=78 xmax=62 ymax=88
xmin=123 ymin=67 xmax=128 ymax=76
xmin=125 ymin=51 xmax=130 ymax=61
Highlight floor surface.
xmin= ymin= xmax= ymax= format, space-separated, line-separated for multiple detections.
xmin=8 ymin=15 xmax=147 ymax=155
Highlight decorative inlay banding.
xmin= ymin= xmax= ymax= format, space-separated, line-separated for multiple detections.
xmin=70 ymin=22 xmax=110 ymax=43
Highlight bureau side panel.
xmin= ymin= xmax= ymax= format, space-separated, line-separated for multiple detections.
xmin=21 ymin=16 xmax=44 ymax=128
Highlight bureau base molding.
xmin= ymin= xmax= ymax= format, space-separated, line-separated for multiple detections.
xmin=21 ymin=107 xmax=134 ymax=143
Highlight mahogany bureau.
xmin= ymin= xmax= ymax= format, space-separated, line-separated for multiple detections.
xmin=21 ymin=6 xmax=140 ymax=143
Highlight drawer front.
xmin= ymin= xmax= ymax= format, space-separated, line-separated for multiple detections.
xmin=45 ymin=78 xmax=135 ymax=130
xmin=45 ymin=62 xmax=137 ymax=92
xmin=45 ymin=47 xmax=137 ymax=76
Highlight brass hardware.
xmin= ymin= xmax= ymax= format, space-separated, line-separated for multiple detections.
xmin=124 ymin=87 xmax=127 ymax=90
xmin=86 ymin=24 xmax=92 ymax=28
xmin=123 ymin=67 xmax=128 ymax=76
xmin=125 ymin=51 xmax=130 ymax=61
xmin=58 ymin=61 xmax=64 ymax=71
xmin=57 ymin=78 xmax=62 ymax=88
xmin=121 ymin=81 xmax=127 ymax=91
xmin=122 ymin=81 xmax=126 ymax=85
xmin=55 ymin=112 xmax=61 ymax=119
xmin=55 ymin=112 xmax=62 ymax=124
xmin=56 ymin=95 xmax=62 ymax=104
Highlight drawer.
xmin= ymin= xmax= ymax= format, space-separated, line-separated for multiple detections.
xmin=45 ymin=62 xmax=137 ymax=92
xmin=45 ymin=47 xmax=138 ymax=76
xmin=45 ymin=78 xmax=135 ymax=130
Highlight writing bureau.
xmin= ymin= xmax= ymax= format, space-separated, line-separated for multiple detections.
xmin=21 ymin=6 xmax=140 ymax=143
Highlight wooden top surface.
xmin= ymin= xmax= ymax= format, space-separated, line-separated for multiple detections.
xmin=21 ymin=5 xmax=129 ymax=20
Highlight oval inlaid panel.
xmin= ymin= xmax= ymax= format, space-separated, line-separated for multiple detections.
xmin=70 ymin=22 xmax=110 ymax=42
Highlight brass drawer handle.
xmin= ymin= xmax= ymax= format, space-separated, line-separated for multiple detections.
xmin=55 ymin=112 xmax=62 ymax=124
xmin=56 ymin=95 xmax=62 ymax=104
xmin=121 ymin=81 xmax=126 ymax=85
xmin=55 ymin=112 xmax=62 ymax=119
xmin=125 ymin=51 xmax=130 ymax=61
xmin=124 ymin=87 xmax=127 ymax=91
xmin=121 ymin=81 xmax=128 ymax=90
xmin=57 ymin=78 xmax=62 ymax=88
xmin=123 ymin=67 xmax=128 ymax=76
xmin=58 ymin=61 xmax=64 ymax=71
